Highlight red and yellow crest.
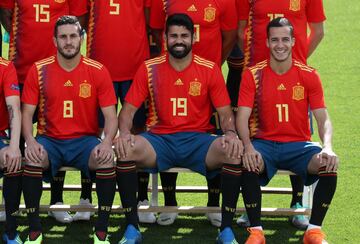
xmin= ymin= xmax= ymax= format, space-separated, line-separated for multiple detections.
xmin=189 ymin=81 xmax=201 ymax=96
xmin=289 ymin=0 xmax=301 ymax=11
xmin=204 ymin=6 xmax=216 ymax=22
xmin=79 ymin=80 xmax=91 ymax=98
xmin=55 ymin=0 xmax=66 ymax=3
xmin=292 ymin=84 xmax=304 ymax=101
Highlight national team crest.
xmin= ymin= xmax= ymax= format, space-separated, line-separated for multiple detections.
xmin=189 ymin=81 xmax=201 ymax=96
xmin=55 ymin=0 xmax=66 ymax=3
xmin=79 ymin=81 xmax=91 ymax=98
xmin=204 ymin=6 xmax=216 ymax=22
xmin=289 ymin=0 xmax=301 ymax=11
xmin=292 ymin=84 xmax=304 ymax=101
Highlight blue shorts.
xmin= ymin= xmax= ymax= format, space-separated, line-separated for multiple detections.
xmin=140 ymin=132 xmax=221 ymax=179
xmin=0 ymin=137 xmax=10 ymax=178
xmin=253 ymin=139 xmax=322 ymax=186
xmin=98 ymin=80 xmax=147 ymax=128
xmin=36 ymin=135 xmax=100 ymax=181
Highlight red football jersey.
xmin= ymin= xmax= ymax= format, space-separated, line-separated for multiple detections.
xmin=238 ymin=60 xmax=325 ymax=142
xmin=238 ymin=0 xmax=326 ymax=66
xmin=1 ymin=0 xmax=87 ymax=83
xmin=126 ymin=54 xmax=231 ymax=134
xmin=0 ymin=58 xmax=20 ymax=136
xmin=21 ymin=56 xmax=116 ymax=139
xmin=149 ymin=0 xmax=237 ymax=66
xmin=87 ymin=0 xmax=150 ymax=81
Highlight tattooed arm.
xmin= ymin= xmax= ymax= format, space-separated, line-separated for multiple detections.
xmin=2 ymin=95 xmax=22 ymax=172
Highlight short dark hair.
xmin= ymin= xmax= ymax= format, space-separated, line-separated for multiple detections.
xmin=165 ymin=13 xmax=194 ymax=36
xmin=266 ymin=17 xmax=294 ymax=38
xmin=54 ymin=15 xmax=83 ymax=37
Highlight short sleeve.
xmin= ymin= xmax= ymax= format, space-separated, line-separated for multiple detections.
xmin=149 ymin=0 xmax=166 ymax=29
xmin=306 ymin=0 xmax=326 ymax=23
xmin=237 ymin=68 xmax=256 ymax=108
xmin=0 ymin=0 xmax=14 ymax=9
xmin=2 ymin=62 xmax=20 ymax=97
xmin=219 ymin=0 xmax=238 ymax=31
xmin=95 ymin=66 xmax=117 ymax=107
xmin=308 ymin=70 xmax=325 ymax=110
xmin=237 ymin=0 xmax=250 ymax=21
xmin=125 ymin=63 xmax=150 ymax=108
xmin=209 ymin=65 xmax=231 ymax=108
xmin=21 ymin=65 xmax=40 ymax=105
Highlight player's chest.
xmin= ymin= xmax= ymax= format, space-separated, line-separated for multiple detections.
xmin=165 ymin=0 xmax=221 ymax=27
xmin=252 ymin=0 xmax=307 ymax=20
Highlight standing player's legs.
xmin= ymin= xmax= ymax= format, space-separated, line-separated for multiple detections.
xmin=115 ymin=134 xmax=157 ymax=243
xmin=0 ymin=138 xmax=23 ymax=242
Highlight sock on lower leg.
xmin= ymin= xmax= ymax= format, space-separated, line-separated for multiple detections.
xmin=80 ymin=171 xmax=93 ymax=203
xmin=22 ymin=165 xmax=43 ymax=232
xmin=137 ymin=172 xmax=150 ymax=202
xmin=50 ymin=171 xmax=65 ymax=204
xmin=116 ymin=161 xmax=139 ymax=228
xmin=241 ymin=169 xmax=262 ymax=227
xmin=309 ymin=166 xmax=337 ymax=226
xmin=290 ymin=175 xmax=304 ymax=207
xmin=206 ymin=173 xmax=221 ymax=207
xmin=160 ymin=172 xmax=178 ymax=206
xmin=3 ymin=168 xmax=23 ymax=239
xmin=220 ymin=163 xmax=242 ymax=231
xmin=95 ymin=168 xmax=116 ymax=234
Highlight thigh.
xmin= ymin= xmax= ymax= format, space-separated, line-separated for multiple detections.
xmin=280 ymin=141 xmax=322 ymax=186
xmin=252 ymin=139 xmax=277 ymax=186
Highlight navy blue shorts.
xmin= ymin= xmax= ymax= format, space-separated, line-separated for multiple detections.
xmin=98 ymin=80 xmax=147 ymax=128
xmin=36 ymin=135 xmax=100 ymax=181
xmin=253 ymin=139 xmax=322 ymax=186
xmin=0 ymin=136 xmax=10 ymax=178
xmin=140 ymin=132 xmax=221 ymax=179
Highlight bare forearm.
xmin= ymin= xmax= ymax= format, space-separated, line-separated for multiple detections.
xmin=221 ymin=30 xmax=237 ymax=64
xmin=7 ymin=104 xmax=21 ymax=147
xmin=307 ymin=23 xmax=324 ymax=58
xmin=220 ymin=112 xmax=237 ymax=134
xmin=103 ymin=118 xmax=117 ymax=145
xmin=22 ymin=113 xmax=35 ymax=142
xmin=318 ymin=118 xmax=333 ymax=149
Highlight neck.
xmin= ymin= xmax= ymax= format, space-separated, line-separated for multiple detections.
xmin=269 ymin=55 xmax=292 ymax=75
xmin=169 ymin=52 xmax=192 ymax=71
xmin=57 ymin=53 xmax=81 ymax=72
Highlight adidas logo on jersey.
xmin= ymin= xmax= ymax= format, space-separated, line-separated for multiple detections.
xmin=277 ymin=83 xmax=286 ymax=91
xmin=64 ymin=80 xmax=73 ymax=87
xmin=187 ymin=4 xmax=197 ymax=12
xmin=174 ymin=79 xmax=184 ymax=86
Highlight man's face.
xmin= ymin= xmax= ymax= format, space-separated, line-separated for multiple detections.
xmin=54 ymin=24 xmax=82 ymax=60
xmin=166 ymin=25 xmax=194 ymax=59
xmin=266 ymin=26 xmax=295 ymax=62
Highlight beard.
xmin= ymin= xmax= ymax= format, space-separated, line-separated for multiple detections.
xmin=167 ymin=43 xmax=192 ymax=59
xmin=58 ymin=43 xmax=81 ymax=60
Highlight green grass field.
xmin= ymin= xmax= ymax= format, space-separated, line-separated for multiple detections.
xmin=1 ymin=1 xmax=360 ymax=243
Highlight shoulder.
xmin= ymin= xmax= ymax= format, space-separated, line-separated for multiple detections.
xmin=144 ymin=54 xmax=167 ymax=69
xmin=193 ymin=55 xmax=216 ymax=69
xmin=34 ymin=56 xmax=56 ymax=70
xmin=82 ymin=57 xmax=104 ymax=70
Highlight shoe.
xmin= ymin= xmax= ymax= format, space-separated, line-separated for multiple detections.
xmin=118 ymin=224 xmax=142 ymax=244
xmin=303 ymin=229 xmax=328 ymax=244
xmin=245 ymin=228 xmax=265 ymax=244
xmin=0 ymin=210 xmax=6 ymax=222
xmin=236 ymin=213 xmax=250 ymax=227
xmin=206 ymin=212 xmax=221 ymax=227
xmin=93 ymin=232 xmax=110 ymax=244
xmin=156 ymin=212 xmax=178 ymax=226
xmin=3 ymin=233 xmax=23 ymax=244
xmin=24 ymin=233 xmax=42 ymax=244
xmin=73 ymin=198 xmax=92 ymax=221
xmin=48 ymin=202 xmax=73 ymax=223
xmin=137 ymin=200 xmax=156 ymax=224
xmin=216 ymin=227 xmax=238 ymax=244
xmin=290 ymin=203 xmax=309 ymax=230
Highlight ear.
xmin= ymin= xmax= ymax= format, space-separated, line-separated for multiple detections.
xmin=266 ymin=38 xmax=269 ymax=48
xmin=53 ymin=36 xmax=57 ymax=48
xmin=291 ymin=37 xmax=295 ymax=47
